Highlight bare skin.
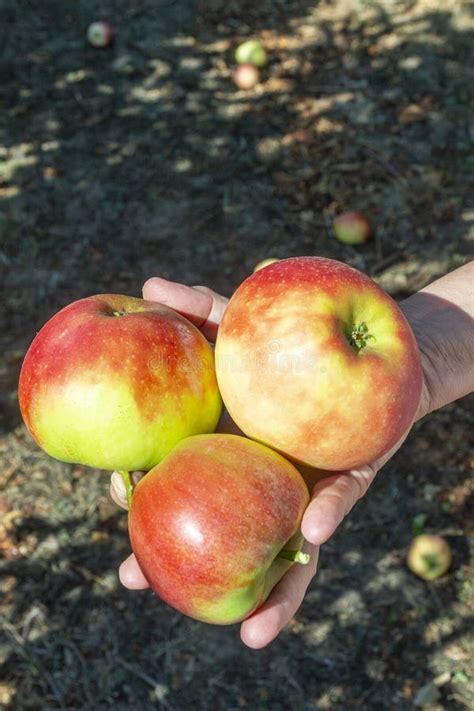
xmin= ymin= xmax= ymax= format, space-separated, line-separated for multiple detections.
xmin=111 ymin=262 xmax=474 ymax=649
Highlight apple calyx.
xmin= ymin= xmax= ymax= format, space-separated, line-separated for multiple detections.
xmin=112 ymin=309 xmax=128 ymax=317
xmin=278 ymin=549 xmax=310 ymax=565
xmin=422 ymin=553 xmax=443 ymax=573
xmin=119 ymin=470 xmax=133 ymax=507
xmin=349 ymin=321 xmax=374 ymax=351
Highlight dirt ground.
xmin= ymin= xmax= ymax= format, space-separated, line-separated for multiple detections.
xmin=1 ymin=0 xmax=473 ymax=708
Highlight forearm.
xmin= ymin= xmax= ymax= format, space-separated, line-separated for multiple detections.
xmin=400 ymin=262 xmax=474 ymax=419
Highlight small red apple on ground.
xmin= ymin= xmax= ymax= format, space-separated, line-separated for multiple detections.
xmin=407 ymin=534 xmax=452 ymax=581
xmin=129 ymin=434 xmax=310 ymax=624
xmin=333 ymin=211 xmax=371 ymax=245
xmin=19 ymin=295 xmax=221 ymax=472
xmin=87 ymin=21 xmax=114 ymax=48
xmin=235 ymin=39 xmax=267 ymax=68
xmin=215 ymin=257 xmax=423 ymax=470
xmin=253 ymin=258 xmax=279 ymax=272
xmin=233 ymin=63 xmax=260 ymax=90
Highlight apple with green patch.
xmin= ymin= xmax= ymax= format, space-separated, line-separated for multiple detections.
xmin=407 ymin=534 xmax=452 ymax=581
xmin=128 ymin=434 xmax=310 ymax=624
xmin=235 ymin=39 xmax=267 ymax=68
xmin=19 ymin=295 xmax=221 ymax=472
xmin=333 ymin=211 xmax=371 ymax=245
xmin=215 ymin=257 xmax=422 ymax=471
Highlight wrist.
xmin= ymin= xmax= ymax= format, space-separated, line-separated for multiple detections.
xmin=400 ymin=264 xmax=474 ymax=420
xmin=399 ymin=299 xmax=437 ymax=421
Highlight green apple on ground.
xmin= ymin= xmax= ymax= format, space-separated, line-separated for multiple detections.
xmin=215 ymin=257 xmax=423 ymax=471
xmin=333 ymin=211 xmax=371 ymax=245
xmin=253 ymin=258 xmax=280 ymax=272
xmin=407 ymin=534 xmax=452 ymax=581
xmin=235 ymin=39 xmax=267 ymax=68
xmin=87 ymin=21 xmax=114 ymax=48
xmin=19 ymin=295 xmax=221 ymax=472
xmin=233 ymin=63 xmax=260 ymax=90
xmin=128 ymin=434 xmax=310 ymax=624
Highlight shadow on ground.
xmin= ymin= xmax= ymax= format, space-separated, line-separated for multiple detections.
xmin=1 ymin=1 xmax=473 ymax=708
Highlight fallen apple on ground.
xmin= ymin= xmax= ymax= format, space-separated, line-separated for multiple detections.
xmin=235 ymin=39 xmax=267 ymax=68
xmin=233 ymin=63 xmax=260 ymax=90
xmin=333 ymin=211 xmax=371 ymax=245
xmin=215 ymin=256 xmax=423 ymax=470
xmin=87 ymin=21 xmax=114 ymax=48
xmin=19 ymin=295 xmax=221 ymax=472
xmin=253 ymin=257 xmax=280 ymax=272
xmin=128 ymin=434 xmax=310 ymax=624
xmin=407 ymin=534 xmax=452 ymax=581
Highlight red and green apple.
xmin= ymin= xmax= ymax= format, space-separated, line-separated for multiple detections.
xmin=333 ymin=211 xmax=371 ymax=245
xmin=19 ymin=295 xmax=222 ymax=472
xmin=128 ymin=434 xmax=310 ymax=624
xmin=87 ymin=21 xmax=114 ymax=48
xmin=215 ymin=257 xmax=423 ymax=471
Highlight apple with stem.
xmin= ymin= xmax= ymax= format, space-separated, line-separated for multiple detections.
xmin=215 ymin=257 xmax=422 ymax=471
xmin=128 ymin=434 xmax=310 ymax=624
xmin=19 ymin=295 xmax=221 ymax=472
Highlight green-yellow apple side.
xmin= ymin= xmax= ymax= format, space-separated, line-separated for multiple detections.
xmin=128 ymin=434 xmax=310 ymax=625
xmin=407 ymin=534 xmax=452 ymax=581
xmin=18 ymin=295 xmax=222 ymax=472
xmin=234 ymin=39 xmax=267 ymax=68
xmin=215 ymin=257 xmax=423 ymax=471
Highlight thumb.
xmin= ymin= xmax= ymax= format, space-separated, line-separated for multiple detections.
xmin=301 ymin=465 xmax=377 ymax=545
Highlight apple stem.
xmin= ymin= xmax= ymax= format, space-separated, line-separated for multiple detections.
xmin=278 ymin=549 xmax=310 ymax=565
xmin=118 ymin=470 xmax=133 ymax=508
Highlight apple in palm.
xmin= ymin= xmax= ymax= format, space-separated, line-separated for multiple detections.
xmin=128 ymin=434 xmax=310 ymax=624
xmin=215 ymin=257 xmax=423 ymax=470
xmin=19 ymin=295 xmax=222 ymax=472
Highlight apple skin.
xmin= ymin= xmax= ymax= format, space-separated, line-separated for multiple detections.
xmin=233 ymin=63 xmax=260 ymax=90
xmin=407 ymin=534 xmax=452 ymax=581
xmin=235 ymin=39 xmax=267 ymax=68
xmin=333 ymin=211 xmax=371 ymax=245
xmin=215 ymin=257 xmax=423 ymax=470
xmin=87 ymin=21 xmax=114 ymax=48
xmin=18 ymin=295 xmax=222 ymax=472
xmin=128 ymin=434 xmax=309 ymax=624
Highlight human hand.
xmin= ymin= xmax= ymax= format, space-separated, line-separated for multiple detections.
xmin=111 ymin=263 xmax=473 ymax=648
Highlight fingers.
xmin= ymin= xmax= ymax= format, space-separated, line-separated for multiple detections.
xmin=301 ymin=466 xmax=377 ymax=545
xmin=119 ymin=554 xmax=150 ymax=590
xmin=240 ymin=543 xmax=319 ymax=649
xmin=143 ymin=277 xmax=228 ymax=341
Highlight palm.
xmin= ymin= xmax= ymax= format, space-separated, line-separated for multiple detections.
xmin=111 ymin=277 xmax=426 ymax=649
